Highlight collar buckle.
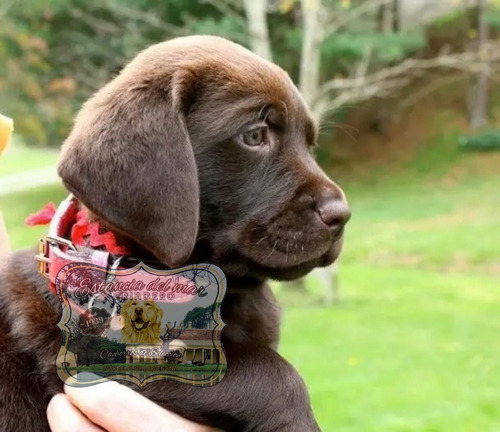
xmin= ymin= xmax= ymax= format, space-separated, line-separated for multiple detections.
xmin=35 ymin=235 xmax=77 ymax=279
xmin=35 ymin=237 xmax=50 ymax=278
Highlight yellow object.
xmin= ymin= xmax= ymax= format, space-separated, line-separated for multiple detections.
xmin=0 ymin=114 xmax=14 ymax=156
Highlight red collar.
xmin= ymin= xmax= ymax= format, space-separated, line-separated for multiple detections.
xmin=30 ymin=195 xmax=129 ymax=293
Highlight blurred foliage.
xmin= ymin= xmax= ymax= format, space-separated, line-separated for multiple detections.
xmin=486 ymin=8 xmax=500 ymax=30
xmin=183 ymin=306 xmax=213 ymax=329
xmin=1 ymin=0 xmax=238 ymax=146
xmin=322 ymin=31 xmax=425 ymax=69
xmin=460 ymin=130 xmax=500 ymax=151
xmin=2 ymin=0 xmax=428 ymax=146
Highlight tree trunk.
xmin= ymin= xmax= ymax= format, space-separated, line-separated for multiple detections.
xmin=298 ymin=0 xmax=340 ymax=304
xmin=318 ymin=263 xmax=340 ymax=306
xmin=469 ymin=0 xmax=489 ymax=129
xmin=243 ymin=0 xmax=272 ymax=61
xmin=377 ymin=1 xmax=392 ymax=33
xmin=299 ymin=0 xmax=323 ymax=107
xmin=378 ymin=1 xmax=401 ymax=33
xmin=392 ymin=0 xmax=402 ymax=32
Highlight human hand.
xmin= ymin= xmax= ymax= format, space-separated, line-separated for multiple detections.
xmin=47 ymin=381 xmax=215 ymax=432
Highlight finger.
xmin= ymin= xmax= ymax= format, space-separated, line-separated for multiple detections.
xmin=64 ymin=382 xmax=214 ymax=432
xmin=47 ymin=393 xmax=105 ymax=432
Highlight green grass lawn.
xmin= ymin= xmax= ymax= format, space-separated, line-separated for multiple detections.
xmin=0 ymin=138 xmax=58 ymax=176
xmin=0 ymin=184 xmax=67 ymax=248
xmin=1 ymin=132 xmax=500 ymax=431
xmin=278 ymin=138 xmax=500 ymax=431
xmin=281 ymin=267 xmax=500 ymax=432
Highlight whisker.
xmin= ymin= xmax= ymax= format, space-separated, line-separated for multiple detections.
xmin=256 ymin=236 xmax=268 ymax=245
xmin=267 ymin=239 xmax=279 ymax=259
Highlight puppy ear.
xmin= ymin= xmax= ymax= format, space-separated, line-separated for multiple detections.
xmin=58 ymin=70 xmax=199 ymax=267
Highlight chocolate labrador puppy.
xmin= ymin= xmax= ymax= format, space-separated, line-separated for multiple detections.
xmin=0 ymin=36 xmax=350 ymax=431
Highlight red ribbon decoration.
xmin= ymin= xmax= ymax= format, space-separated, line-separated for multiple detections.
xmin=26 ymin=203 xmax=129 ymax=255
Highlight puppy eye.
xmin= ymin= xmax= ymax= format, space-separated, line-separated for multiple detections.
xmin=241 ymin=125 xmax=268 ymax=147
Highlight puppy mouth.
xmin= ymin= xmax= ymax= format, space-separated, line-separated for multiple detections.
xmin=254 ymin=236 xmax=344 ymax=280
xmin=200 ymin=212 xmax=346 ymax=280
xmin=131 ymin=317 xmax=150 ymax=331
xmin=237 ymin=221 xmax=340 ymax=267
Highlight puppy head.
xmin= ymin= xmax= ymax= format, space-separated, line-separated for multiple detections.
xmin=58 ymin=35 xmax=350 ymax=280
xmin=121 ymin=300 xmax=163 ymax=334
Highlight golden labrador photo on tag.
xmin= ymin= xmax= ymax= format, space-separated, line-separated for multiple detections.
xmin=54 ymin=261 xmax=227 ymax=388
xmin=120 ymin=300 xmax=164 ymax=345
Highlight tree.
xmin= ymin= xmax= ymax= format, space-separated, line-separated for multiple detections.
xmin=295 ymin=0 xmax=500 ymax=123
xmin=468 ymin=0 xmax=490 ymax=128
xmin=377 ymin=0 xmax=401 ymax=33
xmin=299 ymin=0 xmax=322 ymax=106
xmin=242 ymin=0 xmax=500 ymax=303
xmin=162 ymin=321 xmax=186 ymax=341
xmin=183 ymin=306 xmax=213 ymax=329
xmin=243 ymin=0 xmax=272 ymax=60
xmin=1 ymin=0 xmax=246 ymax=146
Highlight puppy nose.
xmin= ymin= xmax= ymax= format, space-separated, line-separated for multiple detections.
xmin=136 ymin=307 xmax=143 ymax=314
xmin=315 ymin=194 xmax=351 ymax=233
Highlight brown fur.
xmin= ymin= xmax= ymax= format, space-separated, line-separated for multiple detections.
xmin=0 ymin=36 xmax=350 ymax=431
